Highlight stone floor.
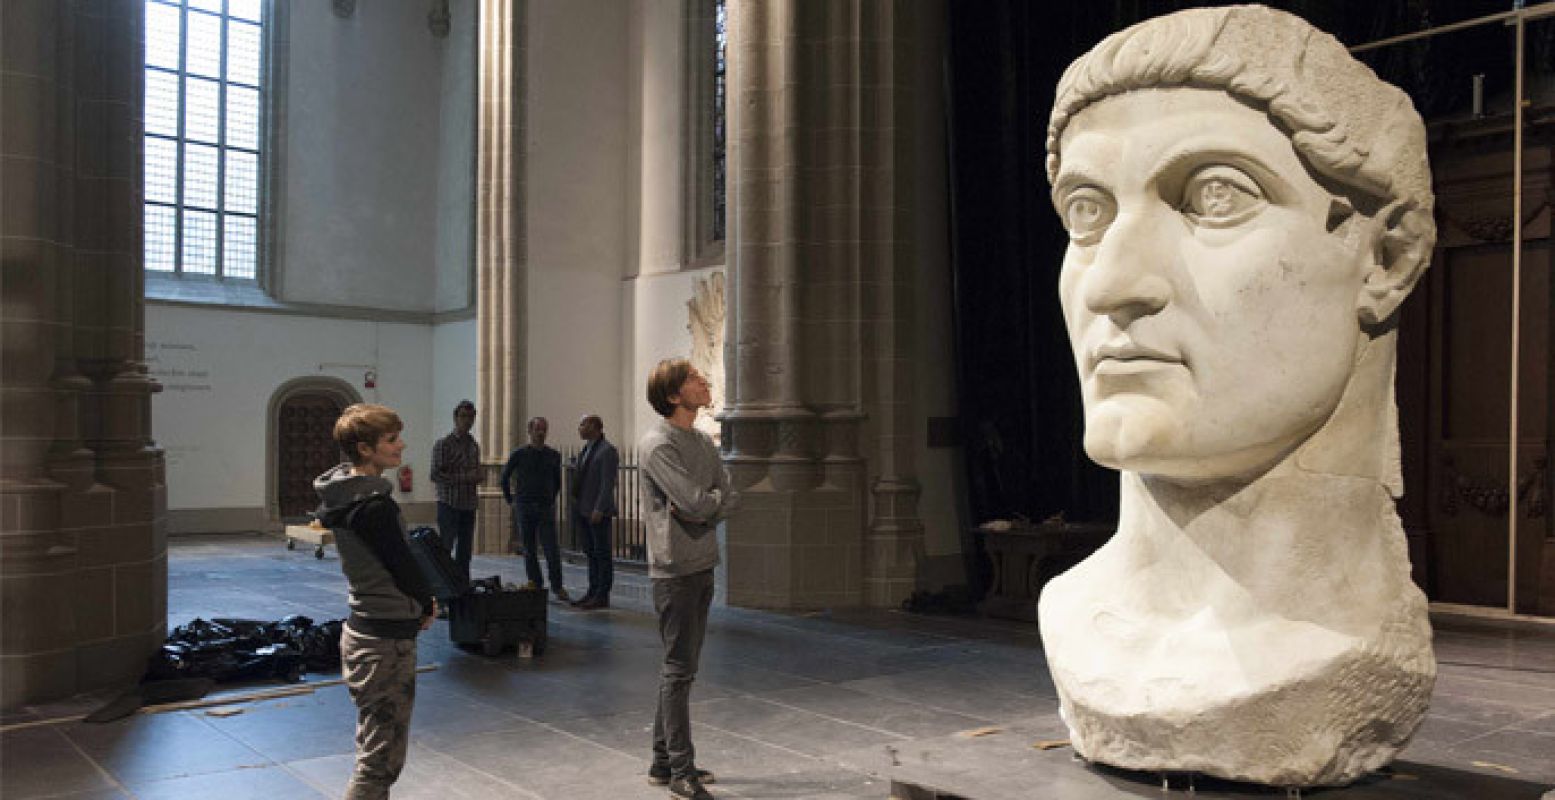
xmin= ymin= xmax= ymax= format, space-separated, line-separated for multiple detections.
xmin=0 ymin=532 xmax=1552 ymax=799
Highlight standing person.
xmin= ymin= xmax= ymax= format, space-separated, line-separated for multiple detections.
xmin=571 ymin=414 xmax=619 ymax=609
xmin=640 ymin=359 xmax=732 ymax=800
xmin=499 ymin=417 xmax=570 ymax=602
xmin=430 ymin=399 xmax=481 ymax=583
xmin=314 ymin=403 xmax=436 ymax=800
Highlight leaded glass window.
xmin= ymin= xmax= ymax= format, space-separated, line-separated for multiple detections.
xmin=143 ymin=0 xmax=266 ymax=280
xmin=712 ymin=0 xmax=726 ymax=242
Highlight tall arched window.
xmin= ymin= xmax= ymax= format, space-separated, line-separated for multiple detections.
xmin=683 ymin=0 xmax=727 ymax=267
xmin=143 ymin=0 xmax=268 ymax=280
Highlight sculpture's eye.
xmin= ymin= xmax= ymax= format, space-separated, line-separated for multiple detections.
xmin=1181 ymin=166 xmax=1264 ymax=227
xmin=1062 ymin=188 xmax=1116 ymax=244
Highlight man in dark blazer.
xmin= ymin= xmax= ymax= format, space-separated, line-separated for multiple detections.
xmin=571 ymin=414 xmax=619 ymax=609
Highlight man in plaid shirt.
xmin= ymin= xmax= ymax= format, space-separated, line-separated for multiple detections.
xmin=431 ymin=399 xmax=482 ymax=582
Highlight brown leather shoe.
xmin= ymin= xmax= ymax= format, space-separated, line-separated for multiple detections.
xmin=578 ymin=596 xmax=610 ymax=610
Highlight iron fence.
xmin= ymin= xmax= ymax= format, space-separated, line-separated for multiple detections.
xmin=554 ymin=444 xmax=646 ymax=564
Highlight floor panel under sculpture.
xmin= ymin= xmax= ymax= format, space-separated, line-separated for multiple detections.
xmin=0 ymin=534 xmax=1551 ymax=799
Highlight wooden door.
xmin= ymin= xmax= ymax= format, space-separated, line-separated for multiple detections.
xmin=276 ymin=393 xmax=346 ymax=519
xmin=1403 ymin=135 xmax=1554 ymax=613
xmin=1423 ymin=242 xmax=1551 ymax=611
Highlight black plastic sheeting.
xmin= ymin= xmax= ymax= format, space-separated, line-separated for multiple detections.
xmin=146 ymin=615 xmax=344 ymax=684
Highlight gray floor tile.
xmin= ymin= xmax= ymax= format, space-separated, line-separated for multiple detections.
xmin=1456 ymin=729 xmax=1555 ymax=784
xmin=127 ymin=763 xmax=328 ymax=799
xmin=753 ymin=683 xmax=994 ymax=739
xmin=195 ymin=687 xmax=358 ymax=763
xmin=287 ymin=745 xmax=548 ymax=800
xmin=692 ymin=695 xmax=908 ymax=757
xmin=59 ymin=711 xmax=268 ymax=785
xmin=0 ymin=727 xmax=120 ymax=799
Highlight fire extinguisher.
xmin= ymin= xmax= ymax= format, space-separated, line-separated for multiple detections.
xmin=398 ymin=465 xmax=413 ymax=493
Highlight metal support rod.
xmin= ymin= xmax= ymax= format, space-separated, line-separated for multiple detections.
xmin=1509 ymin=12 xmax=1526 ymax=615
xmin=1349 ymin=1 xmax=1555 ymax=53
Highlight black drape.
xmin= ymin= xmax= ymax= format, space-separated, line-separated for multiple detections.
xmin=946 ymin=0 xmax=1530 ymax=537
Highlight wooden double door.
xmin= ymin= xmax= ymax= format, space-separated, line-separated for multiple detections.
xmin=1399 ymin=138 xmax=1554 ymax=614
xmin=276 ymin=393 xmax=348 ymax=520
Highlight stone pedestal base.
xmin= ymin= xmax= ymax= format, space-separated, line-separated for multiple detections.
xmin=724 ymin=459 xmax=864 ymax=610
xmin=1056 ymin=644 xmax=1433 ymax=787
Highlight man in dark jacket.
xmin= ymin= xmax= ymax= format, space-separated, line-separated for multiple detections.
xmin=499 ymin=416 xmax=570 ymax=601
xmin=571 ymin=414 xmax=619 ymax=609
xmin=315 ymin=403 xmax=435 ymax=800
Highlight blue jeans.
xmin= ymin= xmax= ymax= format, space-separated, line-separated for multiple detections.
xmin=513 ymin=501 xmax=563 ymax=590
xmin=435 ymin=502 xmax=476 ymax=583
xmin=574 ymin=512 xmax=614 ymax=600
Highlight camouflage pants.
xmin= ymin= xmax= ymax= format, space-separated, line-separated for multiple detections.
xmin=340 ymin=624 xmax=418 ymax=800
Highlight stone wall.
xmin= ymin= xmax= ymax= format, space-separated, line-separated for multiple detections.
xmin=1 ymin=0 xmax=167 ymax=707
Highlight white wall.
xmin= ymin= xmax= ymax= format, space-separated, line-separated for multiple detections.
xmin=632 ymin=0 xmax=686 ymax=277
xmin=431 ymin=317 xmax=479 ymax=443
xmin=626 ymin=266 xmax=722 ymax=443
xmin=521 ymin=0 xmax=632 ymax=448
xmin=435 ymin=0 xmax=476 ymax=312
xmin=147 ymin=304 xmax=441 ymax=511
xmin=280 ymin=0 xmax=470 ymax=312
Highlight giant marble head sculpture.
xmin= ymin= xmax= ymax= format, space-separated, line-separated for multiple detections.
xmin=1037 ymin=5 xmax=1437 ymax=787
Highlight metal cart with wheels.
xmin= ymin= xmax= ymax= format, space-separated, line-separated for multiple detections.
xmin=284 ymin=524 xmax=335 ymax=559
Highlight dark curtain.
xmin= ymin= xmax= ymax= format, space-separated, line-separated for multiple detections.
xmin=947 ymin=0 xmax=1530 ymax=533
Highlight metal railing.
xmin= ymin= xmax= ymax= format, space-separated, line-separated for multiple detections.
xmin=554 ymin=444 xmax=646 ymax=564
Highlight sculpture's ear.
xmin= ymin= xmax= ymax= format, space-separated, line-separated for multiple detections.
xmin=1357 ymin=201 xmax=1435 ymax=327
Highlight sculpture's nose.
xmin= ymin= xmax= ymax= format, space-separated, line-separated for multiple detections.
xmin=1081 ymin=209 xmax=1174 ymax=326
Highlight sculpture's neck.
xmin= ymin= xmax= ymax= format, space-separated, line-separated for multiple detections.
xmin=1116 ymin=465 xmax=1400 ymax=634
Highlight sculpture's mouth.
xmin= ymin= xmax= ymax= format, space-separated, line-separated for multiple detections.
xmin=1090 ymin=341 xmax=1184 ymax=375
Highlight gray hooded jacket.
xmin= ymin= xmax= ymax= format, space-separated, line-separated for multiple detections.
xmin=315 ymin=464 xmax=432 ymax=638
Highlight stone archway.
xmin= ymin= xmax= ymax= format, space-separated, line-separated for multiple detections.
xmin=265 ymin=377 xmax=362 ymax=523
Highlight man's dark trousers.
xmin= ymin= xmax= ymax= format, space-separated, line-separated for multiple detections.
xmin=575 ymin=512 xmax=614 ymax=601
xmin=436 ymin=502 xmax=476 ymax=582
xmin=651 ymin=568 xmax=715 ymax=778
xmin=514 ymin=500 xmax=564 ymax=590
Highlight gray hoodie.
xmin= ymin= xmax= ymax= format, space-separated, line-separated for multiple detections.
xmin=315 ymin=464 xmax=432 ymax=638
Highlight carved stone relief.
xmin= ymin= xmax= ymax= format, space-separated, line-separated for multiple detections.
xmin=687 ymin=271 xmax=726 ymax=442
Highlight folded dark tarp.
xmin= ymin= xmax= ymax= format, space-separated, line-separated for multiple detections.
xmin=145 ymin=614 xmax=344 ymax=684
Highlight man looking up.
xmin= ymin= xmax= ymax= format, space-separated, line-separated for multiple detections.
xmin=640 ymin=359 xmax=732 ymax=800
xmin=500 ymin=417 xmax=569 ymax=602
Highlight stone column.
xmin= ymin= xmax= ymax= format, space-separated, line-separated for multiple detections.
xmin=1 ymin=0 xmax=167 ymax=708
xmin=722 ymin=0 xmax=929 ymax=609
xmin=474 ymin=0 xmax=526 ymax=554
xmin=856 ymin=2 xmax=925 ymax=607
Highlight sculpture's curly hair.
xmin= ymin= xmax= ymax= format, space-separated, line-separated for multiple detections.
xmin=1046 ymin=4 xmax=1434 ymax=229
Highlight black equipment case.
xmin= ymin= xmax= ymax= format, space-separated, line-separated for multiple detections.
xmin=408 ymin=527 xmax=548 ymax=656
